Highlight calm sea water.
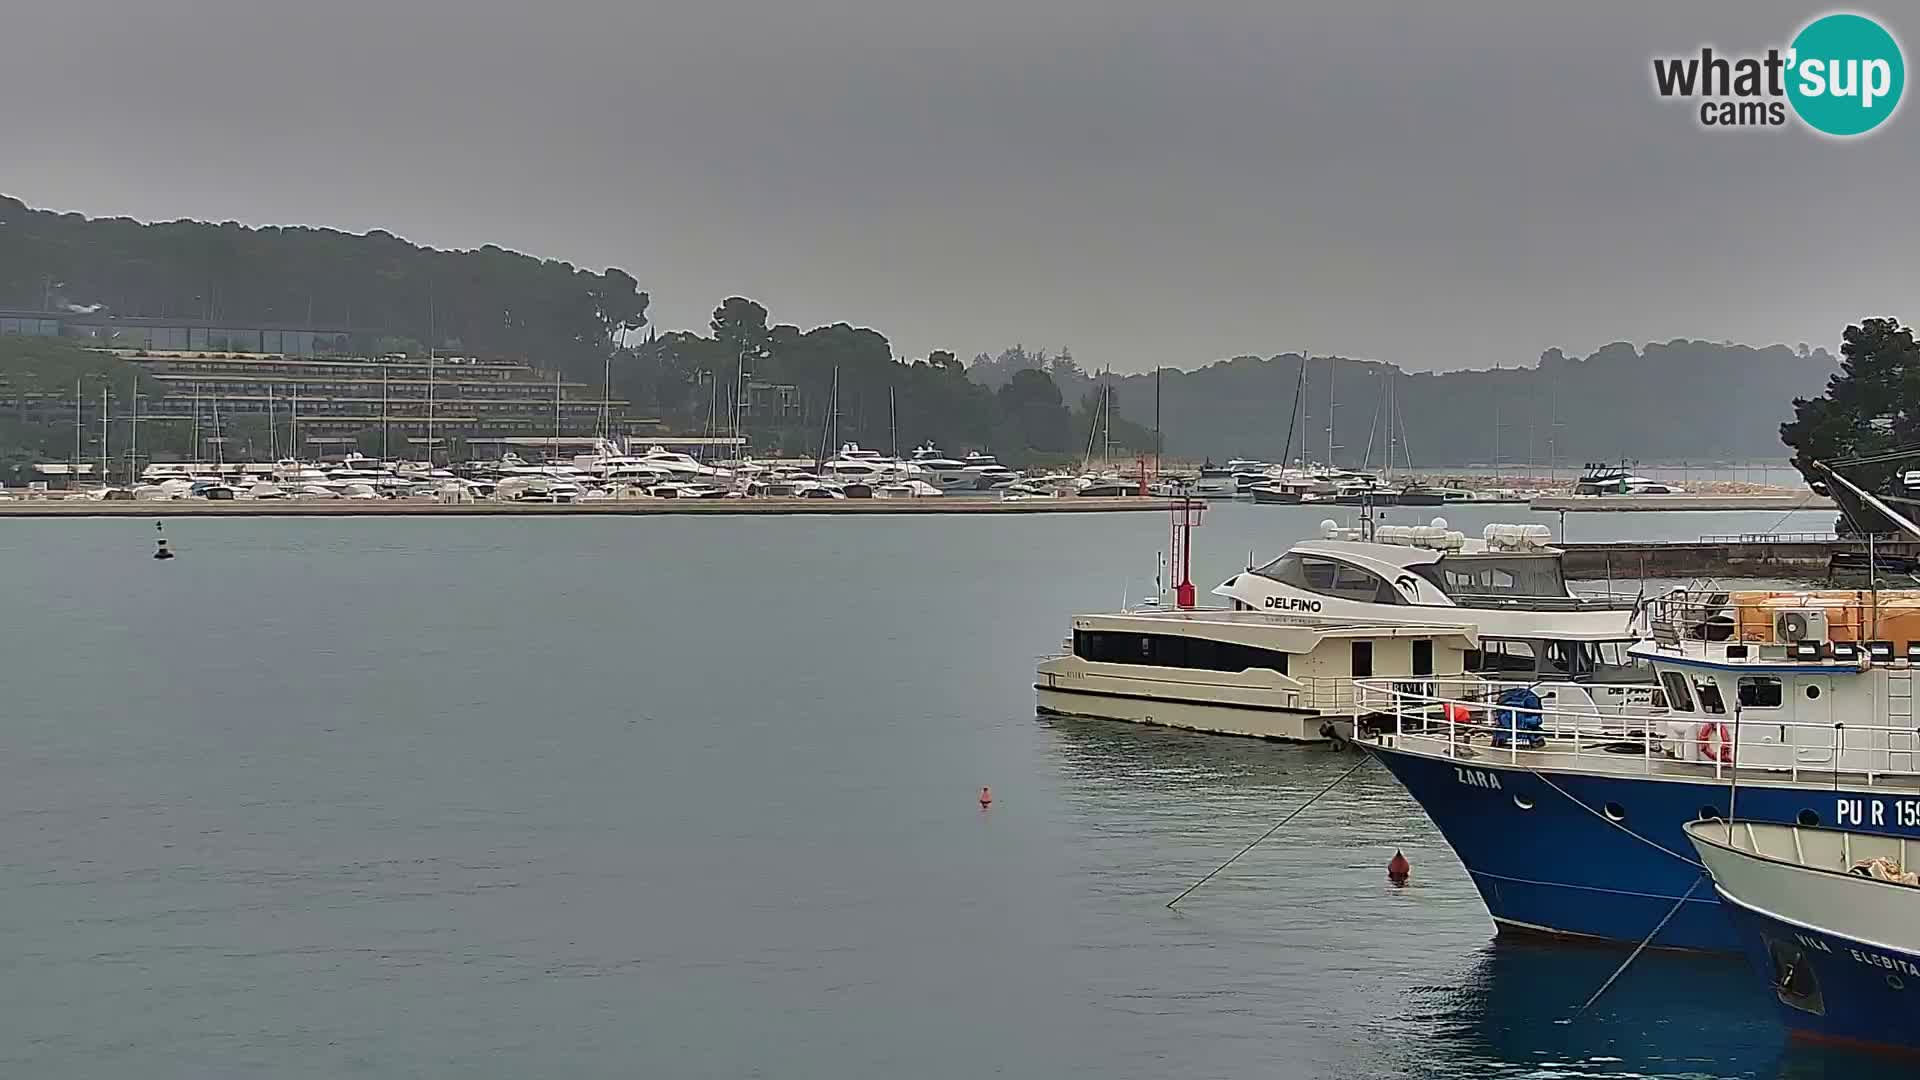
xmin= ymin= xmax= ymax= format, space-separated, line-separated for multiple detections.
xmin=0 ymin=503 xmax=1894 ymax=1078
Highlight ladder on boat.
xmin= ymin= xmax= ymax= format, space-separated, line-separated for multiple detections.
xmin=1890 ymin=667 xmax=1915 ymax=773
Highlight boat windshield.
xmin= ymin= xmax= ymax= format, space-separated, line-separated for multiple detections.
xmin=1416 ymin=554 xmax=1567 ymax=600
xmin=1468 ymin=638 xmax=1655 ymax=682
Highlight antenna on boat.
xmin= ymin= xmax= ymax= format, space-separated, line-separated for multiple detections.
xmin=1727 ymin=701 xmax=1744 ymax=844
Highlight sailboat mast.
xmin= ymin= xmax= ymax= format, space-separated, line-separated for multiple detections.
xmin=99 ymin=385 xmax=108 ymax=488
xmin=1153 ymin=365 xmax=1162 ymax=475
xmin=268 ymin=383 xmax=277 ymax=459
xmin=426 ymin=351 xmax=435 ymax=465
xmin=1102 ymin=367 xmax=1113 ymax=465
xmin=816 ymin=366 xmax=839 ymax=468
xmin=1325 ymin=355 xmax=1337 ymax=468
xmin=734 ymin=344 xmax=748 ymax=462
xmin=1493 ymin=358 xmax=1502 ymax=482
xmin=1279 ymin=351 xmax=1305 ymax=470
xmin=73 ymin=378 xmax=82 ymax=472
xmin=426 ymin=283 xmax=436 ymax=465
xmin=381 ymin=366 xmax=390 ymax=461
xmin=128 ymin=384 xmax=138 ymax=485
xmin=602 ymin=349 xmax=613 ymax=442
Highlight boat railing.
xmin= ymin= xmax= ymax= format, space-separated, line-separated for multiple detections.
xmin=1353 ymin=676 xmax=1920 ymax=787
xmin=1696 ymin=532 xmax=1860 ymax=545
xmin=1294 ymin=676 xmax=1366 ymax=713
xmin=1449 ymin=592 xmax=1644 ymax=613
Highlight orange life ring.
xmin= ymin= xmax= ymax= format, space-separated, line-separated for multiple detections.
xmin=1697 ymin=721 xmax=1735 ymax=763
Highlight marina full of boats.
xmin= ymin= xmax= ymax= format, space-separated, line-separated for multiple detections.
xmin=1035 ymin=463 xmax=1920 ymax=1056
xmin=5 ymin=440 xmax=1181 ymax=505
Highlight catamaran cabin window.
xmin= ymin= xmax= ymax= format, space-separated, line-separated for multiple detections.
xmin=1737 ymin=676 xmax=1783 ymax=709
xmin=1660 ymin=671 xmax=1695 ymax=712
xmin=1538 ymin=640 xmax=1655 ymax=681
xmin=1582 ymin=641 xmax=1655 ymax=680
xmin=1252 ymin=553 xmax=1402 ymax=604
xmin=1417 ymin=555 xmax=1567 ymax=599
xmin=1073 ymin=630 xmax=1289 ymax=674
xmin=1466 ymin=638 xmax=1536 ymax=674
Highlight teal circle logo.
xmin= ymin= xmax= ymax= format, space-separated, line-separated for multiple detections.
xmin=1787 ymin=13 xmax=1905 ymax=136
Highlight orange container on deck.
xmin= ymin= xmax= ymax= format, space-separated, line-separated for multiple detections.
xmin=1730 ymin=590 xmax=1920 ymax=644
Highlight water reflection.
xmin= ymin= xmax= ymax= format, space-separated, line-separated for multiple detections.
xmin=1035 ymin=715 xmax=1911 ymax=1079
xmin=1365 ymin=934 xmax=1911 ymax=1078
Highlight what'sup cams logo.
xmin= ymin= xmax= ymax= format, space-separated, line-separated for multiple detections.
xmin=1653 ymin=12 xmax=1904 ymax=136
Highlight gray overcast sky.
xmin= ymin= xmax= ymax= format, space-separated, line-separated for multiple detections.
xmin=3 ymin=0 xmax=1913 ymax=371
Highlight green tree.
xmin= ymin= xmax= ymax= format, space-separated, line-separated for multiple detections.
xmin=1781 ymin=317 xmax=1920 ymax=493
xmin=997 ymin=368 xmax=1070 ymax=453
xmin=711 ymin=297 xmax=771 ymax=360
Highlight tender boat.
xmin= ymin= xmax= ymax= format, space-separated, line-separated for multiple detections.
xmin=1076 ymin=472 xmax=1134 ymax=497
xmin=1686 ymin=819 xmax=1920 ymax=1054
xmin=1394 ymin=484 xmax=1454 ymax=506
xmin=875 ymin=479 xmax=942 ymax=498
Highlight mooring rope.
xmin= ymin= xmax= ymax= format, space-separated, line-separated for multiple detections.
xmin=1563 ymin=872 xmax=1708 ymax=1020
xmin=1523 ymin=763 xmax=1706 ymax=869
xmin=1166 ymin=755 xmax=1375 ymax=909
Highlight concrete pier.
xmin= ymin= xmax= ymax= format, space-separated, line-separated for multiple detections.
xmin=1561 ymin=537 xmax=1918 ymax=580
xmin=1532 ymin=493 xmax=1833 ymax=512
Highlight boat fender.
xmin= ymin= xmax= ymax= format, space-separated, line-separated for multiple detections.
xmin=1696 ymin=721 xmax=1735 ymax=763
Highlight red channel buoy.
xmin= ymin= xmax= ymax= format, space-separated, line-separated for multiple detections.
xmin=979 ymin=786 xmax=993 ymax=808
xmin=1388 ymin=850 xmax=1411 ymax=885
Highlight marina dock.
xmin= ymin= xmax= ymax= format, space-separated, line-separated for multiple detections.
xmin=1531 ymin=492 xmax=1832 ymax=512
xmin=0 ymin=496 xmax=1188 ymax=518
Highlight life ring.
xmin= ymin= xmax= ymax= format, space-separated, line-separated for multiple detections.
xmin=1697 ymin=721 xmax=1735 ymax=763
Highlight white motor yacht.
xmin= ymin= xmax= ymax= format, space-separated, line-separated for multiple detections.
xmin=1572 ymin=463 xmax=1686 ymax=496
xmin=821 ymin=443 xmax=903 ymax=483
xmin=961 ymin=451 xmax=1017 ymax=490
xmin=638 ymin=445 xmax=731 ymax=480
xmin=1215 ymin=518 xmax=1660 ymax=716
xmin=1194 ymin=463 xmax=1240 ymax=495
xmin=908 ymin=444 xmax=975 ymax=491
